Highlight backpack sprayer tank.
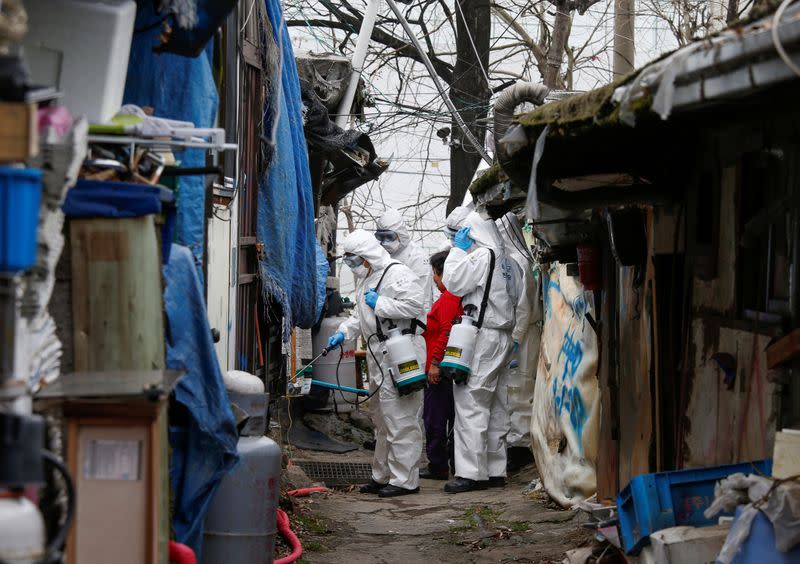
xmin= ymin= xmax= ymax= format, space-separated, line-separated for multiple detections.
xmin=439 ymin=304 xmax=479 ymax=385
xmin=383 ymin=325 xmax=426 ymax=396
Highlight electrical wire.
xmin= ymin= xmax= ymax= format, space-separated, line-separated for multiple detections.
xmin=332 ymin=333 xmax=386 ymax=406
xmin=772 ymin=0 xmax=800 ymax=78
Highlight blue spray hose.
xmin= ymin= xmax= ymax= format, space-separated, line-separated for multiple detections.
xmin=294 ymin=346 xmax=370 ymax=396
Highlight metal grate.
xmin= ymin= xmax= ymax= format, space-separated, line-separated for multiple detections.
xmin=294 ymin=460 xmax=373 ymax=486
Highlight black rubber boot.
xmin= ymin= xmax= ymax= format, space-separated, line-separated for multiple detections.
xmin=444 ymin=477 xmax=489 ymax=493
xmin=487 ymin=476 xmax=506 ymax=488
xmin=420 ymin=467 xmax=449 ymax=480
xmin=360 ymin=479 xmax=387 ymax=494
xmin=378 ymin=484 xmax=420 ymax=497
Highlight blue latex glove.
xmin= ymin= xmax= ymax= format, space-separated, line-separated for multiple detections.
xmin=453 ymin=226 xmax=474 ymax=251
xmin=364 ymin=288 xmax=379 ymax=310
xmin=509 ymin=341 xmax=519 ymax=369
xmin=327 ymin=331 xmax=345 ymax=348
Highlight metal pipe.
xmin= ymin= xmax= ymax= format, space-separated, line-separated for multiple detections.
xmin=335 ymin=0 xmax=381 ymax=129
xmin=384 ymin=0 xmax=493 ymax=165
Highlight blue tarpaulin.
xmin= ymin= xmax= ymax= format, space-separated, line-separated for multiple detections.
xmin=164 ymin=244 xmax=239 ymax=559
xmin=123 ymin=2 xmax=218 ymax=281
xmin=260 ymin=0 xmax=324 ymax=335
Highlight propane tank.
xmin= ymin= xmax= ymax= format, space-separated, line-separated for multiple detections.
xmin=203 ymin=373 xmax=280 ymax=564
xmin=439 ymin=306 xmax=479 ymax=385
xmin=0 ymin=496 xmax=45 ymax=563
xmin=384 ymin=327 xmax=425 ymax=396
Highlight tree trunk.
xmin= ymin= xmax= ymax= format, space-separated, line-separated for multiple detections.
xmin=543 ymin=0 xmax=571 ymax=88
xmin=448 ymin=0 xmax=490 ymax=214
xmin=726 ymin=0 xmax=740 ymax=23
xmin=613 ymin=0 xmax=635 ymax=76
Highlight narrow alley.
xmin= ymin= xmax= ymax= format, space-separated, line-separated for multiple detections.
xmin=2 ymin=1 xmax=800 ymax=564
xmin=284 ymin=459 xmax=592 ymax=564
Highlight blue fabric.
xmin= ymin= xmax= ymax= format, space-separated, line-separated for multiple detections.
xmin=315 ymin=243 xmax=330 ymax=318
xmin=123 ymin=2 xmax=218 ymax=281
xmin=63 ymin=179 xmax=166 ymax=218
xmin=259 ymin=0 xmax=321 ymax=335
xmin=164 ymin=245 xmax=239 ymax=559
xmin=63 ymin=179 xmax=177 ymax=262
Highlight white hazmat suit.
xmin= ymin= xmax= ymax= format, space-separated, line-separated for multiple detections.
xmin=337 ymin=230 xmax=426 ymax=490
xmin=376 ymin=208 xmax=434 ymax=309
xmin=496 ymin=212 xmax=542 ymax=449
xmin=443 ymin=212 xmax=519 ymax=481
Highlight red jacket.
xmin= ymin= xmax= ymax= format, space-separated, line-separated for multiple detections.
xmin=423 ymin=290 xmax=463 ymax=371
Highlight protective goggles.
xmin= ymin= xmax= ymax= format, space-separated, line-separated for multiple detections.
xmin=374 ymin=230 xmax=398 ymax=244
xmin=342 ymin=253 xmax=365 ymax=268
xmin=442 ymin=226 xmax=458 ymax=241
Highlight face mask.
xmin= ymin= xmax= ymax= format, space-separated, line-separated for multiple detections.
xmin=380 ymin=239 xmax=401 ymax=254
xmin=350 ymin=264 xmax=369 ymax=278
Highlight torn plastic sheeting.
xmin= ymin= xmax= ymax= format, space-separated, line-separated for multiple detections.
xmin=530 ymin=262 xmax=600 ymax=508
xmin=525 ymin=125 xmax=548 ymax=221
xmin=705 ymin=472 xmax=800 ymax=563
xmin=123 ymin=1 xmax=219 ymax=281
xmin=259 ymin=0 xmax=322 ymax=337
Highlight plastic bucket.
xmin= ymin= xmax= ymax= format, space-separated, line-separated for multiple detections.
xmin=0 ymin=168 xmax=43 ymax=273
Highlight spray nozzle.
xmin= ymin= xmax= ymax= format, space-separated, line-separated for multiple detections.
xmin=463 ymin=304 xmax=478 ymax=317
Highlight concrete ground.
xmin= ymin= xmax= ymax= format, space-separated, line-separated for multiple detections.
xmin=284 ymin=463 xmax=593 ymax=563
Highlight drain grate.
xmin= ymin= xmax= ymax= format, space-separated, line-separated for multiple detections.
xmin=294 ymin=460 xmax=372 ymax=486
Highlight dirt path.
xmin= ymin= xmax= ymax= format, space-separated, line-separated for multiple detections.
xmin=286 ymin=466 xmax=592 ymax=563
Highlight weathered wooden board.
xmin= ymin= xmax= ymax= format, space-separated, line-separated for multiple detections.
xmin=70 ymin=217 xmax=165 ymax=371
xmin=773 ymin=430 xmax=800 ymax=479
xmin=692 ymin=166 xmax=738 ymax=315
xmin=616 ymin=208 xmax=655 ymax=487
xmin=684 ymin=319 xmax=777 ymax=467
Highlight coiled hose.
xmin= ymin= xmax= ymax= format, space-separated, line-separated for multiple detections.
xmin=275 ymin=486 xmax=330 ymax=563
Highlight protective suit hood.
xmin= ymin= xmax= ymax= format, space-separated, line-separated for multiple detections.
xmin=343 ymin=229 xmax=392 ymax=272
xmin=376 ymin=208 xmax=411 ymax=249
xmin=446 ymin=206 xmax=472 ymax=231
xmin=497 ymin=212 xmax=530 ymax=260
xmin=464 ymin=211 xmax=503 ymax=251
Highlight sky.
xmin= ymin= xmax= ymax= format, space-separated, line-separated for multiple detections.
xmin=287 ymin=0 xmax=684 ymax=295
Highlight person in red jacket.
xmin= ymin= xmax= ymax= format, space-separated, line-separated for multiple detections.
xmin=421 ymin=251 xmax=463 ymax=480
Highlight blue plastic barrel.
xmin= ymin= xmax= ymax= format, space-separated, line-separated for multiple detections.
xmin=729 ymin=506 xmax=800 ymax=563
xmin=0 ymin=167 xmax=42 ymax=273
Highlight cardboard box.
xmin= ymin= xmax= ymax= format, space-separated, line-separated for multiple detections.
xmin=0 ymin=102 xmax=37 ymax=162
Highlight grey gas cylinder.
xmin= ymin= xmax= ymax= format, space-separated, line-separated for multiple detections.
xmin=201 ymin=435 xmax=282 ymax=564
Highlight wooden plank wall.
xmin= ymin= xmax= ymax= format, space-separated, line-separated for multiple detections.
xmin=70 ymin=217 xmax=165 ymax=371
xmin=684 ymin=321 xmax=777 ymax=466
xmin=615 ymin=208 xmax=656 ymax=487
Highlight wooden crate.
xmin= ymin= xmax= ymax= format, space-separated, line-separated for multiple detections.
xmin=0 ymin=102 xmax=37 ymax=162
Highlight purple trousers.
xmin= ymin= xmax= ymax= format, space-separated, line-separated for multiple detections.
xmin=423 ymin=378 xmax=455 ymax=473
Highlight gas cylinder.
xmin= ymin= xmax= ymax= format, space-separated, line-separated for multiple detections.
xmin=439 ymin=310 xmax=479 ymax=385
xmin=311 ymin=316 xmax=358 ymax=411
xmin=0 ymin=496 xmax=45 ymax=564
xmin=384 ymin=327 xmax=426 ymax=395
xmin=203 ymin=373 xmax=281 ymax=564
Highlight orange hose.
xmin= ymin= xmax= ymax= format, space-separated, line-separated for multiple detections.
xmin=275 ymin=509 xmax=303 ymax=564
xmin=287 ymin=487 xmax=329 ymax=497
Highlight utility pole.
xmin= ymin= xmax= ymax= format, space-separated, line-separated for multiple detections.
xmin=613 ymin=0 xmax=635 ymax=77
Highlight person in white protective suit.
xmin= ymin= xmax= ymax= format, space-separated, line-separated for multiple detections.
xmin=496 ymin=212 xmax=542 ymax=472
xmin=442 ymin=212 xmax=520 ymax=493
xmin=327 ymin=230 xmax=426 ymax=497
xmin=375 ymin=208 xmax=434 ymax=310
xmin=441 ymin=205 xmax=472 ymax=245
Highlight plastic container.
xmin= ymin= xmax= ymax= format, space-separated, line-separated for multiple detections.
xmin=730 ymin=505 xmax=800 ymax=563
xmin=202 ymin=436 xmax=281 ymax=564
xmin=617 ymin=459 xmax=772 ymax=554
xmin=0 ymin=168 xmax=42 ymax=272
xmin=22 ymin=0 xmax=136 ymax=124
